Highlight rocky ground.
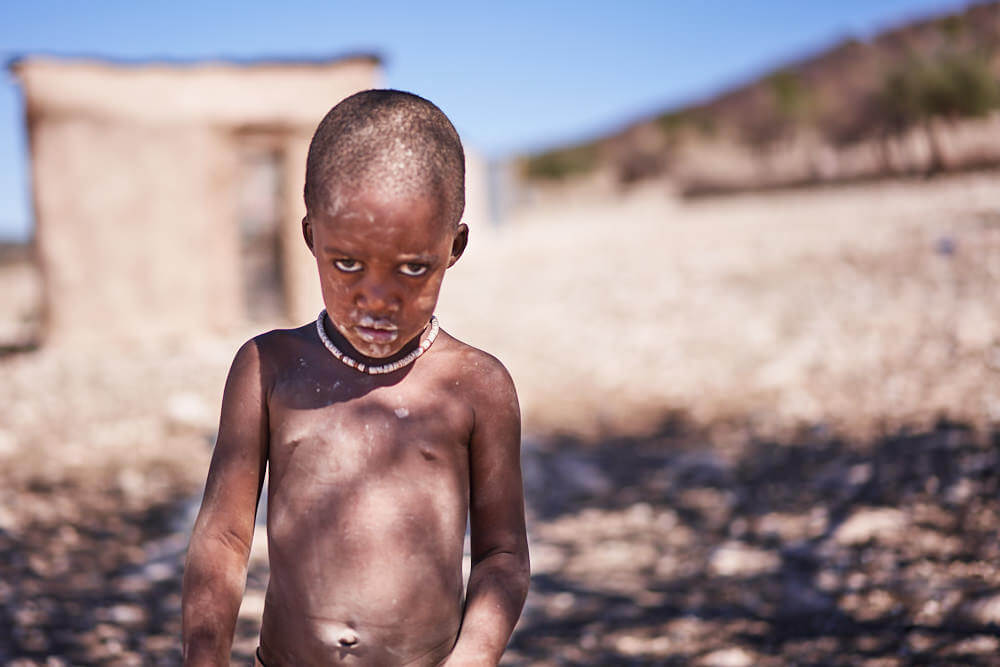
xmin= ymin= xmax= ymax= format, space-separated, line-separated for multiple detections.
xmin=507 ymin=421 xmax=1000 ymax=666
xmin=1 ymin=420 xmax=999 ymax=665
xmin=2 ymin=172 xmax=1000 ymax=664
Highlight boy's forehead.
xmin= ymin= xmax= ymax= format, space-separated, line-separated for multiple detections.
xmin=318 ymin=179 xmax=452 ymax=227
xmin=311 ymin=187 xmax=457 ymax=254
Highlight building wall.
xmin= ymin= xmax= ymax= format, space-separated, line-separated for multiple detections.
xmin=30 ymin=118 xmax=242 ymax=343
xmin=14 ymin=56 xmax=381 ymax=344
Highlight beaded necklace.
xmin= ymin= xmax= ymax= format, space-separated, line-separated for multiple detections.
xmin=316 ymin=310 xmax=439 ymax=375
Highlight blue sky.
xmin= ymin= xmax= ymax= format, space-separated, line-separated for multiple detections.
xmin=0 ymin=0 xmax=974 ymax=240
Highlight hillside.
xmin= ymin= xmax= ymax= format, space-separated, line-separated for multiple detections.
xmin=522 ymin=2 xmax=1000 ymax=193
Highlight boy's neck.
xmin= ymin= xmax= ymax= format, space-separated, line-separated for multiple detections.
xmin=320 ymin=312 xmax=430 ymax=368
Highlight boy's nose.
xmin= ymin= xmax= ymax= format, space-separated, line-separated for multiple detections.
xmin=355 ymin=279 xmax=398 ymax=312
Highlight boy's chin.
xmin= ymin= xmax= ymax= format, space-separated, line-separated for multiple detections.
xmin=344 ymin=331 xmax=409 ymax=361
xmin=355 ymin=341 xmax=398 ymax=360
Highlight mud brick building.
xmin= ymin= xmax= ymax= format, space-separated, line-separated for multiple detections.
xmin=11 ymin=54 xmax=484 ymax=345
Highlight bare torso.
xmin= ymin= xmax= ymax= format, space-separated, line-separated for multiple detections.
xmin=255 ymin=325 xmax=476 ymax=666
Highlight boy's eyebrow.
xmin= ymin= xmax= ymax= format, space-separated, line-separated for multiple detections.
xmin=322 ymin=245 xmax=352 ymax=255
xmin=321 ymin=246 xmax=438 ymax=263
xmin=395 ymin=253 xmax=438 ymax=263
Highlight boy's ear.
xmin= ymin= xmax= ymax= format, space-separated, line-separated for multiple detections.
xmin=302 ymin=217 xmax=315 ymax=256
xmin=448 ymin=223 xmax=469 ymax=267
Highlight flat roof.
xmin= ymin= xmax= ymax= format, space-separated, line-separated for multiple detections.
xmin=7 ymin=51 xmax=383 ymax=72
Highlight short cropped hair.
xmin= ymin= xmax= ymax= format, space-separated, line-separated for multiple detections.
xmin=304 ymin=89 xmax=465 ymax=226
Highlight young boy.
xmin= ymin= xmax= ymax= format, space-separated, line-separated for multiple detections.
xmin=181 ymin=90 xmax=530 ymax=666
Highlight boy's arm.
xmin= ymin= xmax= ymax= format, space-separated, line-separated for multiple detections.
xmin=182 ymin=339 xmax=269 ymax=666
xmin=446 ymin=360 xmax=530 ymax=667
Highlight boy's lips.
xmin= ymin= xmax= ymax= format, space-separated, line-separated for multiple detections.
xmin=354 ymin=323 xmax=399 ymax=344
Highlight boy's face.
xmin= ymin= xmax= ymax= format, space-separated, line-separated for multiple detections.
xmin=304 ymin=184 xmax=467 ymax=360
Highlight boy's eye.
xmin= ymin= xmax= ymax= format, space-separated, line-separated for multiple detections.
xmin=399 ymin=263 xmax=428 ymax=277
xmin=334 ymin=259 xmax=362 ymax=273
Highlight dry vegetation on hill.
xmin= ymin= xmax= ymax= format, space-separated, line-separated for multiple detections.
xmin=523 ymin=2 xmax=1000 ymax=193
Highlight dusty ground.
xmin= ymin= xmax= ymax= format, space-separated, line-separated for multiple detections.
xmin=441 ymin=172 xmax=1000 ymax=439
xmin=1 ymin=172 xmax=999 ymax=664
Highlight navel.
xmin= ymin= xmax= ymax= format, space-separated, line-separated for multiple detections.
xmin=316 ymin=621 xmax=361 ymax=649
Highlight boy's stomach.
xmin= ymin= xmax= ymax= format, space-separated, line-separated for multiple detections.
xmin=258 ymin=472 xmax=467 ymax=665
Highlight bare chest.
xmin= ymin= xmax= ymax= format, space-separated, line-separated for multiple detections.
xmin=265 ymin=369 xmax=473 ymax=490
xmin=261 ymin=367 xmax=473 ymax=579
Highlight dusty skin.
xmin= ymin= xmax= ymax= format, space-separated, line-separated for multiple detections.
xmin=182 ymin=179 xmax=529 ymax=665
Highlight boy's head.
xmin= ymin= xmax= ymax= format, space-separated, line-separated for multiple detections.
xmin=302 ymin=90 xmax=469 ymax=360
xmin=304 ymin=89 xmax=465 ymax=226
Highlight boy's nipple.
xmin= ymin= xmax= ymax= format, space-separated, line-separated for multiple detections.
xmin=338 ymin=629 xmax=359 ymax=647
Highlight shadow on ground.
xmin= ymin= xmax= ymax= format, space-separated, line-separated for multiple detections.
xmin=506 ymin=418 xmax=1000 ymax=666
xmin=1 ymin=419 xmax=998 ymax=665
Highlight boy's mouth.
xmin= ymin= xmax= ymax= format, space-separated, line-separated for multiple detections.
xmin=354 ymin=317 xmax=398 ymax=345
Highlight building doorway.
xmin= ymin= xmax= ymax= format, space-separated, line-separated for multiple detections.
xmin=237 ymin=141 xmax=286 ymax=323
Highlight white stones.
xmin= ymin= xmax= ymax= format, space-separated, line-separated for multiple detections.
xmin=105 ymin=604 xmax=147 ymax=626
xmin=116 ymin=468 xmax=147 ymax=502
xmin=238 ymin=589 xmax=266 ymax=621
xmin=142 ymin=562 xmax=175 ymax=583
xmin=526 ymin=541 xmax=566 ymax=575
xmin=164 ymin=391 xmax=214 ymax=431
xmin=697 ymin=647 xmax=756 ymax=667
xmin=757 ymin=507 xmax=828 ymax=542
xmin=0 ymin=505 xmax=17 ymax=533
xmin=548 ymin=592 xmax=576 ymax=614
xmin=946 ymin=478 xmax=974 ymax=504
xmin=833 ymin=507 xmax=908 ymax=546
xmin=944 ymin=635 xmax=1000 ymax=656
xmin=963 ymin=593 xmax=1000 ymax=625
xmin=847 ymin=462 xmax=872 ymax=485
xmin=624 ymin=502 xmax=654 ymax=526
xmin=0 ymin=428 xmax=17 ymax=456
xmin=614 ymin=634 xmax=672 ymax=657
xmin=708 ymin=541 xmax=781 ymax=577
xmin=588 ymin=540 xmax=658 ymax=571
xmin=249 ymin=529 xmax=269 ymax=565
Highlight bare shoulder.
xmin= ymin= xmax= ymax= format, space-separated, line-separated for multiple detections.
xmin=434 ymin=330 xmax=515 ymax=384
xmin=433 ymin=330 xmax=519 ymax=417
xmin=249 ymin=321 xmax=316 ymax=352
xmin=241 ymin=322 xmax=318 ymax=372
